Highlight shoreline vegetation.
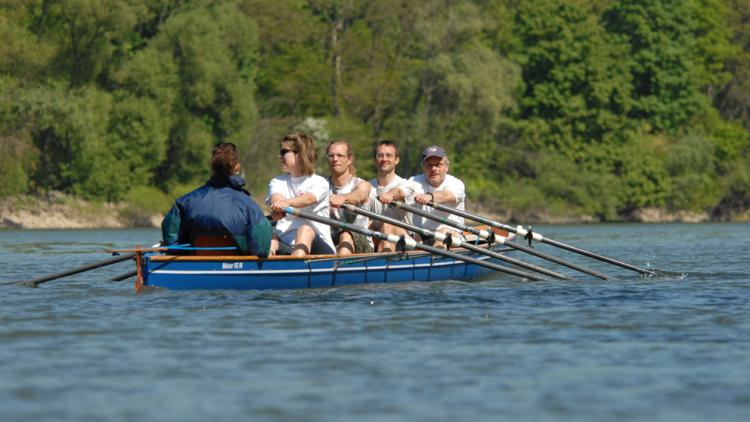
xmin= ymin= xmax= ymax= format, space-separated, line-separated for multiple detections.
xmin=1 ymin=2 xmax=749 ymax=221
xmin=1 ymin=192 xmax=747 ymax=230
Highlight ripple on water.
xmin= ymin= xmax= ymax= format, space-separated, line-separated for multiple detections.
xmin=1 ymin=224 xmax=750 ymax=420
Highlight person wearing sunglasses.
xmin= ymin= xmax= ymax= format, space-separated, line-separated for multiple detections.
xmin=161 ymin=142 xmax=272 ymax=256
xmin=266 ymin=133 xmax=335 ymax=256
xmin=326 ymin=139 xmax=374 ymax=256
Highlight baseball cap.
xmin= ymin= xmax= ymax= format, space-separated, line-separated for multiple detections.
xmin=421 ymin=145 xmax=446 ymax=161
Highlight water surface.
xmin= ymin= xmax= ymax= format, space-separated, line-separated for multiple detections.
xmin=1 ymin=224 xmax=748 ymax=421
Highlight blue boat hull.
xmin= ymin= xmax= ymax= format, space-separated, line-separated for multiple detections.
xmin=142 ymin=248 xmax=510 ymax=290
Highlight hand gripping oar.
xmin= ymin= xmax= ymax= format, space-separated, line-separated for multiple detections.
xmin=425 ymin=202 xmax=656 ymax=277
xmin=341 ymin=204 xmax=570 ymax=280
xmin=20 ymin=252 xmax=136 ymax=287
xmin=284 ymin=207 xmax=543 ymax=281
xmin=391 ymin=201 xmax=609 ymax=280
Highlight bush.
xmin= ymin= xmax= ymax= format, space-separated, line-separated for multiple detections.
xmin=123 ymin=186 xmax=172 ymax=214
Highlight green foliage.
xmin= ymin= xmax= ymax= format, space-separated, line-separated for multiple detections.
xmin=513 ymin=0 xmax=633 ymax=152
xmin=123 ymin=185 xmax=173 ymax=214
xmin=601 ymin=0 xmax=732 ymax=132
xmin=0 ymin=137 xmax=29 ymax=198
xmin=715 ymin=0 xmax=750 ymax=129
xmin=714 ymin=155 xmax=750 ymax=219
xmin=0 ymin=0 xmax=748 ymax=220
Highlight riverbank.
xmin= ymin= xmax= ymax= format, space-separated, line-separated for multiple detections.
xmin=0 ymin=192 xmax=747 ymax=229
xmin=0 ymin=193 xmax=162 ymax=229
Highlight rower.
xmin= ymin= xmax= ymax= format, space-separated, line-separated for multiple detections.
xmin=326 ymin=139 xmax=374 ymax=256
xmin=266 ymin=133 xmax=336 ymax=257
xmin=409 ymin=145 xmax=466 ymax=248
xmin=365 ymin=140 xmax=416 ymax=252
xmin=161 ymin=142 xmax=272 ymax=256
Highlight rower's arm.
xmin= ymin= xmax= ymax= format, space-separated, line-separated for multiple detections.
xmin=431 ymin=190 xmax=457 ymax=206
xmin=286 ymin=192 xmax=317 ymax=208
xmin=271 ymin=192 xmax=317 ymax=211
xmin=345 ymin=181 xmax=371 ymax=205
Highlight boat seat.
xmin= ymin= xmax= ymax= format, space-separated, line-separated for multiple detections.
xmin=193 ymin=235 xmax=237 ymax=256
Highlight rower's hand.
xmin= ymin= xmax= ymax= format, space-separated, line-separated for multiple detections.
xmin=330 ymin=194 xmax=346 ymax=208
xmin=415 ymin=193 xmax=433 ymax=205
xmin=270 ymin=199 xmax=292 ymax=214
xmin=378 ymin=191 xmax=394 ymax=204
xmin=270 ymin=210 xmax=284 ymax=221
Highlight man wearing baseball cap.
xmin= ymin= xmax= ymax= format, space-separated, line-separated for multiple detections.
xmin=409 ymin=145 xmax=466 ymax=247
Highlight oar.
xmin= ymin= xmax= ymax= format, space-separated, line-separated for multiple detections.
xmin=425 ymin=201 xmax=656 ymax=277
xmin=21 ymin=253 xmax=136 ymax=287
xmin=283 ymin=207 xmax=544 ymax=281
xmin=341 ymin=204 xmax=571 ymax=280
xmin=111 ymin=270 xmax=137 ymax=282
xmin=391 ymin=201 xmax=609 ymax=280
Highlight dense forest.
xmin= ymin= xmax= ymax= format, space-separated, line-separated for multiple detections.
xmin=1 ymin=0 xmax=749 ymax=221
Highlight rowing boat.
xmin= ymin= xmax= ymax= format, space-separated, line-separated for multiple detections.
xmin=140 ymin=245 xmax=513 ymax=291
xmin=22 ymin=205 xmax=655 ymax=290
xmin=136 ymin=226 xmax=514 ymax=290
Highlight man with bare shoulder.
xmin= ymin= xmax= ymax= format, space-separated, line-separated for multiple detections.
xmin=409 ymin=146 xmax=466 ymax=248
xmin=366 ymin=140 xmax=415 ymax=252
xmin=326 ymin=139 xmax=374 ymax=256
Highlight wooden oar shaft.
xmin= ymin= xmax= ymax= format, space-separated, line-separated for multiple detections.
xmin=343 ymin=204 xmax=569 ymax=280
xmin=427 ymin=202 xmax=656 ymax=276
xmin=393 ymin=201 xmax=608 ymax=280
xmin=284 ymin=207 xmax=543 ymax=281
xmin=22 ymin=253 xmax=136 ymax=287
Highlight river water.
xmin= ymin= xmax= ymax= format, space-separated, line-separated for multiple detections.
xmin=1 ymin=224 xmax=748 ymax=421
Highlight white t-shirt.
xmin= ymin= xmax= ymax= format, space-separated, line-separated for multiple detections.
xmin=266 ymin=173 xmax=335 ymax=250
xmin=329 ymin=175 xmax=370 ymax=229
xmin=409 ymin=173 xmax=465 ymax=232
xmin=365 ymin=175 xmax=415 ymax=226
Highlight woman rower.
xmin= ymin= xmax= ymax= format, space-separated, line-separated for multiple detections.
xmin=266 ymin=133 xmax=336 ymax=256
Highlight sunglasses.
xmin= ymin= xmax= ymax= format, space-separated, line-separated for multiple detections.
xmin=279 ymin=148 xmax=296 ymax=156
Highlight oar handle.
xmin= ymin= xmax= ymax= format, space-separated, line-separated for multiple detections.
xmin=285 ymin=207 xmax=542 ymax=281
xmin=22 ymin=253 xmax=136 ymax=287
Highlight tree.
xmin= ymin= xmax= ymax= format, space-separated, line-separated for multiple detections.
xmin=601 ymin=0 xmax=732 ymax=132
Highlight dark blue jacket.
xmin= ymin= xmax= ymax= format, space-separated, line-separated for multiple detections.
xmin=161 ymin=175 xmax=272 ymax=256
